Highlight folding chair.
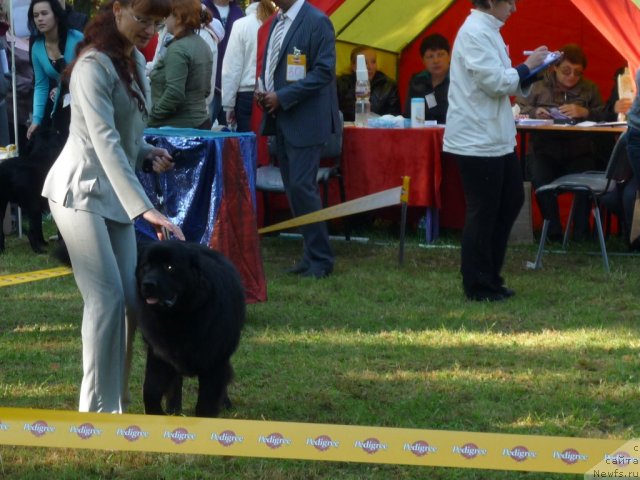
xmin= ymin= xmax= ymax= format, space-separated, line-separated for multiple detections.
xmin=256 ymin=112 xmax=349 ymax=240
xmin=532 ymin=131 xmax=631 ymax=273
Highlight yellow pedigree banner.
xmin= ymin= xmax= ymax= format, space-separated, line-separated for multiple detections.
xmin=0 ymin=407 xmax=637 ymax=475
xmin=0 ymin=267 xmax=72 ymax=288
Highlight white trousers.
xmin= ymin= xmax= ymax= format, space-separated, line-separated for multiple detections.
xmin=49 ymin=200 xmax=139 ymax=413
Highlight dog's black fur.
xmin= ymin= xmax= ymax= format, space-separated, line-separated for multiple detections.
xmin=136 ymin=240 xmax=245 ymax=418
xmin=0 ymin=128 xmax=65 ymax=253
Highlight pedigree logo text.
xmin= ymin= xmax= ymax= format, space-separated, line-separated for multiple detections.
xmin=354 ymin=438 xmax=387 ymax=455
xmin=503 ymin=445 xmax=537 ymax=462
xmin=404 ymin=440 xmax=437 ymax=457
xmin=24 ymin=420 xmax=55 ymax=437
xmin=116 ymin=425 xmax=149 ymax=442
xmin=258 ymin=432 xmax=292 ymax=450
xmin=164 ymin=428 xmax=196 ymax=445
xmin=211 ymin=430 xmax=244 ymax=447
xmin=552 ymin=448 xmax=588 ymax=465
xmin=70 ymin=423 xmax=102 ymax=440
xmin=452 ymin=443 xmax=487 ymax=460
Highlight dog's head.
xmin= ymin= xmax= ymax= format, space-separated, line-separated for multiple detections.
xmin=136 ymin=240 xmax=202 ymax=312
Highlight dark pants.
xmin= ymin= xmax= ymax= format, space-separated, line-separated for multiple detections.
xmin=275 ymin=126 xmax=334 ymax=273
xmin=626 ymin=126 xmax=640 ymax=181
xmin=455 ymin=151 xmax=524 ymax=297
xmin=601 ymin=177 xmax=637 ymax=236
xmin=210 ymin=91 xmax=227 ymax=126
xmin=234 ymin=91 xmax=254 ymax=133
xmin=530 ymin=138 xmax=595 ymax=239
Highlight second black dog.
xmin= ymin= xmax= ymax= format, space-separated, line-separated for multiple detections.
xmin=136 ymin=240 xmax=245 ymax=418
xmin=0 ymin=128 xmax=65 ymax=253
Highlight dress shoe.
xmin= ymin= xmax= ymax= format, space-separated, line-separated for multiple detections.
xmin=285 ymin=262 xmax=309 ymax=275
xmin=300 ymin=267 xmax=332 ymax=279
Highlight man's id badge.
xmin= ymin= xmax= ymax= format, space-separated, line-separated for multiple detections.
xmin=425 ymin=93 xmax=437 ymax=110
xmin=286 ymin=47 xmax=306 ymax=82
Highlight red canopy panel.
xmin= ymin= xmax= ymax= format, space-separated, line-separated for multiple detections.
xmin=397 ymin=0 xmax=626 ymax=108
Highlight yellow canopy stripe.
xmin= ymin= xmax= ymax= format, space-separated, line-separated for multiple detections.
xmin=331 ymin=0 xmax=456 ymax=80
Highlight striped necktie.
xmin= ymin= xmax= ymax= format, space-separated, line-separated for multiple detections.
xmin=266 ymin=12 xmax=286 ymax=92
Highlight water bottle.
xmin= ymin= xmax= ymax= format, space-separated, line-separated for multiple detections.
xmin=355 ymin=79 xmax=370 ymax=128
xmin=354 ymin=55 xmax=370 ymax=128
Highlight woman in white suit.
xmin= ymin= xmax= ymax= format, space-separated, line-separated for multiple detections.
xmin=42 ymin=0 xmax=184 ymax=413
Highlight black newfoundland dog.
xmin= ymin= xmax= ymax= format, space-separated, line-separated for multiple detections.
xmin=136 ymin=240 xmax=245 ymax=418
xmin=0 ymin=128 xmax=65 ymax=253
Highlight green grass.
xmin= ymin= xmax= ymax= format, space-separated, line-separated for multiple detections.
xmin=1 ymin=219 xmax=639 ymax=479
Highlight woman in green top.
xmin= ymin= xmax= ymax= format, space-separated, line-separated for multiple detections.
xmin=148 ymin=0 xmax=213 ymax=128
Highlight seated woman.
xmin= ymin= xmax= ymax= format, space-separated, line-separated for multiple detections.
xmin=148 ymin=0 xmax=213 ymax=129
xmin=336 ymin=45 xmax=400 ymax=122
xmin=402 ymin=33 xmax=450 ymax=124
xmin=27 ymin=0 xmax=83 ymax=140
xmin=516 ymin=44 xmax=605 ymax=242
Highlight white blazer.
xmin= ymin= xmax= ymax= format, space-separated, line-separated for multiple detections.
xmin=42 ymin=48 xmax=154 ymax=223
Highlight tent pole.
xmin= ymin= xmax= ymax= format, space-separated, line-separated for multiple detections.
xmin=8 ymin=0 xmax=18 ymax=155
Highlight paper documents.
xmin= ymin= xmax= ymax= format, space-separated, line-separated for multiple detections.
xmin=524 ymin=52 xmax=562 ymax=80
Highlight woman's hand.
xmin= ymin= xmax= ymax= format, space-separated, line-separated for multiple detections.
xmin=26 ymin=122 xmax=39 ymax=140
xmin=524 ymin=46 xmax=552 ymax=70
xmin=615 ymin=98 xmax=633 ymax=115
xmin=142 ymin=208 xmax=185 ymax=241
xmin=559 ymin=103 xmax=588 ymax=119
xmin=535 ymin=107 xmax=551 ymax=119
xmin=145 ymin=147 xmax=174 ymax=173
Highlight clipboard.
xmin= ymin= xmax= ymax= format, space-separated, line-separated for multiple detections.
xmin=524 ymin=52 xmax=563 ymax=80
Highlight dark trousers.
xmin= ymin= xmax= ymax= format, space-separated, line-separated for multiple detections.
xmin=455 ymin=151 xmax=524 ymax=296
xmin=234 ymin=91 xmax=254 ymax=133
xmin=627 ymin=126 xmax=640 ymax=180
xmin=210 ymin=91 xmax=227 ymax=126
xmin=530 ymin=142 xmax=595 ymax=238
xmin=275 ymin=126 xmax=334 ymax=272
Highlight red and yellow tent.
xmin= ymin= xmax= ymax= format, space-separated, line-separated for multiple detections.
xmin=308 ymin=0 xmax=636 ymax=106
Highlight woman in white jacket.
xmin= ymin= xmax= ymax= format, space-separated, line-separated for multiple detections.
xmin=444 ymin=0 xmax=549 ymax=302
xmin=221 ymin=0 xmax=275 ymax=132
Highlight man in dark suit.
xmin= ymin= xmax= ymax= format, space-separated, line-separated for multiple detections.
xmin=258 ymin=0 xmax=339 ymax=279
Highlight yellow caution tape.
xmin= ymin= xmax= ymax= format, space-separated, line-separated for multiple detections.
xmin=0 ymin=267 xmax=72 ymax=288
xmin=258 ymin=185 xmax=405 ymax=235
xmin=0 ymin=407 xmax=636 ymax=474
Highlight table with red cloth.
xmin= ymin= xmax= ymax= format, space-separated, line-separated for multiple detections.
xmin=138 ymin=128 xmax=266 ymax=304
xmin=342 ymin=126 xmax=442 ymax=206
xmin=341 ymin=126 xmax=466 ymax=232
